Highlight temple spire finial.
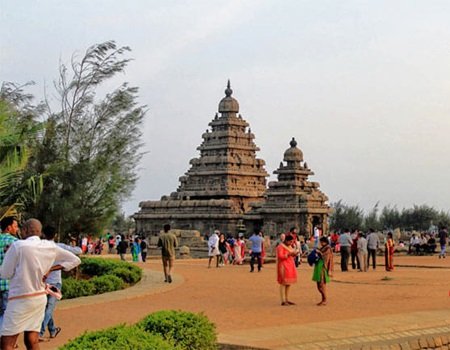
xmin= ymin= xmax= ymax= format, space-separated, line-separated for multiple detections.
xmin=290 ymin=137 xmax=297 ymax=148
xmin=225 ymin=79 xmax=233 ymax=97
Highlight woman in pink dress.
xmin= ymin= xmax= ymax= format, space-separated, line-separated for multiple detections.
xmin=233 ymin=236 xmax=243 ymax=265
xmin=276 ymin=235 xmax=299 ymax=306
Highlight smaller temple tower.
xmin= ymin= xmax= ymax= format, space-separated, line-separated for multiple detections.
xmin=246 ymin=138 xmax=330 ymax=237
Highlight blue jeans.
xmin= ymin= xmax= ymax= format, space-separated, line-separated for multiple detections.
xmin=40 ymin=282 xmax=61 ymax=337
xmin=440 ymin=244 xmax=447 ymax=257
xmin=0 ymin=290 xmax=8 ymax=329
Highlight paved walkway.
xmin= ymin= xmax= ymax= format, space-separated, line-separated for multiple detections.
xmin=36 ymin=255 xmax=450 ymax=350
xmin=220 ymin=310 xmax=450 ymax=349
xmin=57 ymin=267 xmax=183 ymax=310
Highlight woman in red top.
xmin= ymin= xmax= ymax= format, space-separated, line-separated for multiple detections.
xmin=276 ymin=235 xmax=299 ymax=306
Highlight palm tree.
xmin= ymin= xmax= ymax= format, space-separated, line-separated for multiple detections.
xmin=0 ymin=97 xmax=42 ymax=220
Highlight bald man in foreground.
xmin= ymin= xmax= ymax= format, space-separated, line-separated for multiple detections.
xmin=0 ymin=219 xmax=81 ymax=350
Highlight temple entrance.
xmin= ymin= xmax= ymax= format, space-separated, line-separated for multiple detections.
xmin=312 ymin=216 xmax=322 ymax=236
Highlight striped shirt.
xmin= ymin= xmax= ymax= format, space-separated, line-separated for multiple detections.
xmin=0 ymin=233 xmax=18 ymax=291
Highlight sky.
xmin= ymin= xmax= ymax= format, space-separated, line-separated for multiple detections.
xmin=1 ymin=1 xmax=450 ymax=215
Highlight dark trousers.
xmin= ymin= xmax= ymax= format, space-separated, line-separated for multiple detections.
xmin=367 ymin=248 xmax=377 ymax=269
xmin=250 ymin=252 xmax=262 ymax=272
xmin=340 ymin=246 xmax=350 ymax=271
xmin=294 ymin=255 xmax=299 ymax=267
xmin=141 ymin=252 xmax=147 ymax=262
xmin=351 ymin=250 xmax=360 ymax=270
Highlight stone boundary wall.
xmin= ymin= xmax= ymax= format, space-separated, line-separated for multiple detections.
xmin=343 ymin=333 xmax=450 ymax=350
xmin=219 ymin=344 xmax=267 ymax=350
xmin=219 ymin=333 xmax=450 ymax=350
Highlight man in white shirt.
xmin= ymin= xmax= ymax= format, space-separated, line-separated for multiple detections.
xmin=357 ymin=233 xmax=368 ymax=272
xmin=0 ymin=219 xmax=81 ymax=350
xmin=207 ymin=230 xmax=220 ymax=268
xmin=338 ymin=229 xmax=353 ymax=272
xmin=366 ymin=229 xmax=380 ymax=270
xmin=409 ymin=234 xmax=420 ymax=255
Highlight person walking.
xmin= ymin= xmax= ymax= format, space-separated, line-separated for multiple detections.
xmin=438 ymin=226 xmax=448 ymax=259
xmin=385 ymin=232 xmax=395 ymax=271
xmin=157 ymin=224 xmax=178 ymax=283
xmin=366 ymin=229 xmax=379 ymax=269
xmin=0 ymin=219 xmax=80 ymax=350
xmin=218 ymin=233 xmax=228 ymax=266
xmin=233 ymin=234 xmax=245 ymax=265
xmin=312 ymin=237 xmax=334 ymax=306
xmin=140 ymin=238 xmax=148 ymax=262
xmin=276 ymin=235 xmax=298 ymax=306
xmin=249 ymin=229 xmax=264 ymax=272
xmin=207 ymin=230 xmax=220 ymax=268
xmin=338 ymin=229 xmax=353 ymax=272
xmin=131 ymin=237 xmax=141 ymax=262
xmin=350 ymin=229 xmax=360 ymax=270
xmin=0 ymin=217 xmax=19 ymax=329
xmin=107 ymin=235 xmax=115 ymax=254
xmin=117 ymin=235 xmax=128 ymax=261
xmin=39 ymin=226 xmax=82 ymax=341
xmin=357 ymin=232 xmax=368 ymax=272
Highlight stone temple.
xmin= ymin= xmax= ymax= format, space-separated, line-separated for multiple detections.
xmin=134 ymin=82 xmax=330 ymax=237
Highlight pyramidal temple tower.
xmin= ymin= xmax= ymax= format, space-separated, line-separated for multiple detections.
xmin=135 ymin=81 xmax=269 ymax=235
xmin=245 ymin=138 xmax=330 ymax=235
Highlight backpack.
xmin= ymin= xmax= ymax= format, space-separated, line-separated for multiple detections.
xmin=307 ymin=250 xmax=320 ymax=266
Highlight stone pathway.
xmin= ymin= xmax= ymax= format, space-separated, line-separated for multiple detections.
xmin=219 ymin=310 xmax=450 ymax=349
xmin=35 ymin=255 xmax=450 ymax=350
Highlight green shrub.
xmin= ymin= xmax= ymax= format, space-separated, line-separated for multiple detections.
xmin=80 ymin=258 xmax=142 ymax=284
xmin=61 ymin=278 xmax=95 ymax=299
xmin=138 ymin=310 xmax=217 ymax=350
xmin=80 ymin=258 xmax=119 ymax=276
xmin=91 ymin=275 xmax=124 ymax=294
xmin=62 ymin=258 xmax=141 ymax=299
xmin=59 ymin=325 xmax=175 ymax=350
xmin=111 ymin=267 xmax=141 ymax=284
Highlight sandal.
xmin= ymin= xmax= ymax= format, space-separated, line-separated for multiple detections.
xmin=287 ymin=301 xmax=296 ymax=305
xmin=50 ymin=327 xmax=62 ymax=338
xmin=281 ymin=302 xmax=289 ymax=306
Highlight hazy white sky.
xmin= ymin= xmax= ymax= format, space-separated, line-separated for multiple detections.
xmin=1 ymin=1 xmax=450 ymax=215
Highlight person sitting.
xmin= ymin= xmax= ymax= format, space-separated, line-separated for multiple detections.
xmin=427 ymin=236 xmax=436 ymax=254
xmin=409 ymin=234 xmax=421 ymax=255
xmin=299 ymin=240 xmax=309 ymax=264
xmin=419 ymin=234 xmax=428 ymax=255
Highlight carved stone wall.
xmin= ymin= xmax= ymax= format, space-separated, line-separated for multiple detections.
xmin=134 ymin=83 xmax=330 ymax=239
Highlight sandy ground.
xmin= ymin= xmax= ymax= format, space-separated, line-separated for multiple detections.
xmin=33 ymin=254 xmax=450 ymax=350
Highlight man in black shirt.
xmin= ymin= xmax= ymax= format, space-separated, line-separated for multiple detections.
xmin=439 ymin=226 xmax=448 ymax=259
xmin=117 ymin=235 xmax=128 ymax=261
xmin=140 ymin=238 xmax=148 ymax=262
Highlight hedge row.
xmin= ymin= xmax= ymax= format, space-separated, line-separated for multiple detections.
xmin=60 ymin=310 xmax=217 ymax=350
xmin=61 ymin=258 xmax=142 ymax=299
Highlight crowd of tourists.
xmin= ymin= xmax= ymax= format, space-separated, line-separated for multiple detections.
xmin=0 ymin=217 xmax=81 ymax=350
xmin=78 ymin=233 xmax=149 ymax=263
xmin=206 ymin=229 xmax=271 ymax=270
xmin=114 ymin=235 xmax=149 ymax=263
xmin=201 ymin=225 xmax=449 ymax=308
